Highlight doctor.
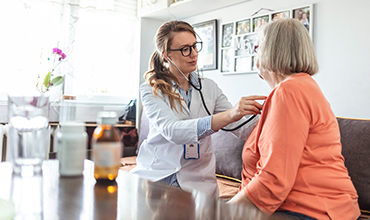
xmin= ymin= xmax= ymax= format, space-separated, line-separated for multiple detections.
xmin=130 ymin=20 xmax=266 ymax=197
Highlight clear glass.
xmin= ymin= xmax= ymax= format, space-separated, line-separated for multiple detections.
xmin=7 ymin=93 xmax=49 ymax=176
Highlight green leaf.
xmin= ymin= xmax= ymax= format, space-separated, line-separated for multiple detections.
xmin=51 ymin=76 xmax=64 ymax=86
xmin=43 ymin=71 xmax=51 ymax=88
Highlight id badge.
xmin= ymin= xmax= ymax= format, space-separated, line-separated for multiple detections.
xmin=184 ymin=143 xmax=200 ymax=160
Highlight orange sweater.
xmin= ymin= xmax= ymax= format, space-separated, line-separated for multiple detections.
xmin=240 ymin=73 xmax=360 ymax=220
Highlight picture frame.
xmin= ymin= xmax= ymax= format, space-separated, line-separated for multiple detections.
xmin=272 ymin=10 xmax=290 ymax=21
xmin=193 ymin=19 xmax=218 ymax=70
xmin=251 ymin=56 xmax=257 ymax=71
xmin=236 ymin=19 xmax=251 ymax=35
xmin=218 ymin=4 xmax=313 ymax=75
xmin=252 ymin=15 xmax=269 ymax=32
xmin=293 ymin=6 xmax=311 ymax=34
xmin=235 ymin=56 xmax=251 ymax=72
xmin=221 ymin=22 xmax=234 ymax=48
xmin=232 ymin=34 xmax=257 ymax=73
xmin=221 ymin=49 xmax=232 ymax=72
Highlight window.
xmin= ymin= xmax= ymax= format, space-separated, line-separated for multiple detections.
xmin=0 ymin=0 xmax=138 ymax=104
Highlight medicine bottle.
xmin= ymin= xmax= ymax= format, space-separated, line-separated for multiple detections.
xmin=92 ymin=111 xmax=123 ymax=182
xmin=57 ymin=122 xmax=87 ymax=176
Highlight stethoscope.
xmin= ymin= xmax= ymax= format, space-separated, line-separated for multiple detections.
xmin=167 ymin=57 xmax=257 ymax=132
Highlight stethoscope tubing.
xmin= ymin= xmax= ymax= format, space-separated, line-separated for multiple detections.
xmin=189 ymin=77 xmax=257 ymax=132
xmin=168 ymin=57 xmax=256 ymax=132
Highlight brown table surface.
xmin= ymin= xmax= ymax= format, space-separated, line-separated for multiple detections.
xmin=0 ymin=159 xmax=288 ymax=220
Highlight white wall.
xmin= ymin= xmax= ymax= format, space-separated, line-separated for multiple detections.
xmin=136 ymin=18 xmax=164 ymax=129
xmin=139 ymin=0 xmax=370 ymax=118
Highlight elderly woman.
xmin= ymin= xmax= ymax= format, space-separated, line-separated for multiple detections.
xmin=228 ymin=18 xmax=360 ymax=220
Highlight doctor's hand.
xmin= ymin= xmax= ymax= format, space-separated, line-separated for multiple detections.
xmin=228 ymin=95 xmax=266 ymax=121
xmin=211 ymin=95 xmax=266 ymax=131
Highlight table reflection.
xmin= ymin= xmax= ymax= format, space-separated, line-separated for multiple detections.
xmin=0 ymin=160 xmax=287 ymax=220
xmin=11 ymin=173 xmax=43 ymax=219
xmin=117 ymin=173 xmax=198 ymax=220
xmin=117 ymin=171 xmax=281 ymax=220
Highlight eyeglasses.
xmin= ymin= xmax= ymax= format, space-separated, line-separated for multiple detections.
xmin=168 ymin=42 xmax=203 ymax=57
xmin=254 ymin=45 xmax=259 ymax=53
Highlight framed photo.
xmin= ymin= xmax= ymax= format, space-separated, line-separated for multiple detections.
xmin=236 ymin=19 xmax=250 ymax=35
xmin=218 ymin=4 xmax=314 ymax=75
xmin=234 ymin=34 xmax=257 ymax=56
xmin=221 ymin=49 xmax=232 ymax=72
xmin=193 ymin=19 xmax=218 ymax=70
xmin=252 ymin=15 xmax=269 ymax=32
xmin=293 ymin=7 xmax=311 ymax=32
xmin=235 ymin=56 xmax=252 ymax=72
xmin=272 ymin=10 xmax=290 ymax=21
xmin=251 ymin=56 xmax=257 ymax=71
xmin=221 ymin=23 xmax=233 ymax=48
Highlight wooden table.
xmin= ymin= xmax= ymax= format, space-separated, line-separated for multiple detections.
xmin=0 ymin=160 xmax=289 ymax=220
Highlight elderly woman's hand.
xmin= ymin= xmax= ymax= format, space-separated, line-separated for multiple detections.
xmin=227 ymin=190 xmax=256 ymax=207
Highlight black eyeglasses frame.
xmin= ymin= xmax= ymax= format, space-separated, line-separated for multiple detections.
xmin=168 ymin=42 xmax=203 ymax=57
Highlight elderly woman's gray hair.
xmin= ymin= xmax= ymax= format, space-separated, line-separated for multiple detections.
xmin=257 ymin=18 xmax=318 ymax=76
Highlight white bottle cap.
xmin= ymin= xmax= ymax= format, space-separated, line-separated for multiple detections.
xmin=60 ymin=122 xmax=86 ymax=132
xmin=97 ymin=111 xmax=118 ymax=125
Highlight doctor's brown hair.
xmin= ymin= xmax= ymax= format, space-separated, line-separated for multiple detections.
xmin=145 ymin=20 xmax=196 ymax=113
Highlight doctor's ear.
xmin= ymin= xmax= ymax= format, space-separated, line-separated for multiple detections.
xmin=162 ymin=51 xmax=171 ymax=61
xmin=163 ymin=56 xmax=170 ymax=62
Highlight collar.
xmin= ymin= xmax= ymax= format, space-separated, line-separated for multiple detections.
xmin=171 ymin=71 xmax=200 ymax=89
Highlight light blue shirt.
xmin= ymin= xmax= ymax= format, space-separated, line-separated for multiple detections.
xmin=172 ymin=71 xmax=215 ymax=140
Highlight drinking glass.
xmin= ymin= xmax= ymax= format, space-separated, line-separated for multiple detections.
xmin=7 ymin=93 xmax=49 ymax=175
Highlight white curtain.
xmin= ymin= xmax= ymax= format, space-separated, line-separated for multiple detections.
xmin=0 ymin=0 xmax=138 ymax=102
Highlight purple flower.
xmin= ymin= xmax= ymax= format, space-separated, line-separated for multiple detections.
xmin=58 ymin=52 xmax=66 ymax=61
xmin=53 ymin=47 xmax=62 ymax=55
xmin=37 ymin=47 xmax=67 ymax=93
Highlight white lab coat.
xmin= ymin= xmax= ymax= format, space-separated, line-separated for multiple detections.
xmin=130 ymin=77 xmax=259 ymax=197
